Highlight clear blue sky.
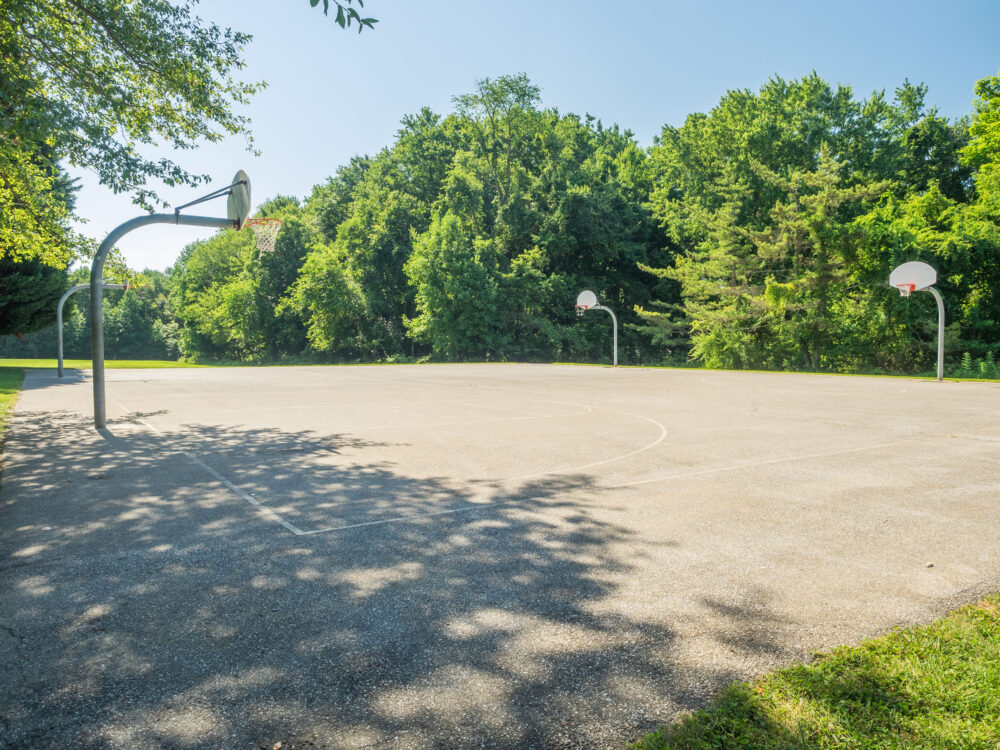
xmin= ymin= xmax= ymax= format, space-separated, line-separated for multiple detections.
xmin=70 ymin=0 xmax=1000 ymax=271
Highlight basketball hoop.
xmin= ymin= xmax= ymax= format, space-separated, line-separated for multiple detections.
xmin=573 ymin=290 xmax=617 ymax=366
xmin=244 ymin=217 xmax=283 ymax=255
xmin=889 ymin=261 xmax=945 ymax=382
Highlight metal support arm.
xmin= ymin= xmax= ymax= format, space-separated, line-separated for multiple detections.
xmin=590 ymin=305 xmax=618 ymax=367
xmin=91 ymin=213 xmax=236 ymax=428
xmin=58 ymin=282 xmax=126 ymax=377
xmin=926 ymin=286 xmax=945 ymax=382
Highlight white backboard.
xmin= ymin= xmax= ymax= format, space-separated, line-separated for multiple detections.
xmin=889 ymin=261 xmax=936 ymax=292
xmin=576 ymin=290 xmax=598 ymax=309
xmin=227 ymin=170 xmax=251 ymax=229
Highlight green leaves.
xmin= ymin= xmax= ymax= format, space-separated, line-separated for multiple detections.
xmin=0 ymin=0 xmax=262 ymax=265
xmin=280 ymin=242 xmax=367 ymax=353
xmin=962 ymin=70 xmax=1000 ymax=218
xmin=0 ymin=146 xmax=81 ymax=267
xmin=75 ymin=69 xmax=999 ymax=371
xmin=405 ymin=212 xmax=505 ymax=359
xmin=1 ymin=0 xmax=378 ymax=267
xmin=314 ymin=0 xmax=378 ymax=33
xmin=0 ymin=256 xmax=71 ymax=336
xmin=640 ymin=72 xmax=995 ymax=373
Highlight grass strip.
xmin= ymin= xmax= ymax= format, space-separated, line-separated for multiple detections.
xmin=633 ymin=596 xmax=1000 ymax=749
xmin=0 ymin=358 xmax=206 ymax=369
xmin=0 ymin=367 xmax=25 ymax=487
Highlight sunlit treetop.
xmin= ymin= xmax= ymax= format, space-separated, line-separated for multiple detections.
xmin=0 ymin=0 xmax=377 ymax=266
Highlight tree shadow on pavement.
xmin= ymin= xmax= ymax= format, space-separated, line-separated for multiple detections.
xmin=1 ymin=407 xmax=792 ymax=750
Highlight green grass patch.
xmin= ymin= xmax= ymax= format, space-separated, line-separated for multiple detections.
xmin=0 ymin=367 xmax=23 ymax=430
xmin=3 ymin=357 xmax=997 ymax=383
xmin=0 ymin=367 xmax=25 ymax=486
xmin=633 ymin=596 xmax=1000 ymax=749
xmin=0 ymin=358 xmax=206 ymax=369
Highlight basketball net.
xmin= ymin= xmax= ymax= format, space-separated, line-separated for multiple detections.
xmin=895 ymin=283 xmax=915 ymax=298
xmin=244 ymin=217 xmax=283 ymax=255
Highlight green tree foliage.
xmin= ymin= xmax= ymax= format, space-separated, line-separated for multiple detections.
xmin=453 ymin=74 xmax=542 ymax=210
xmin=391 ymin=76 xmax=668 ymax=362
xmin=331 ymin=183 xmax=425 ymax=353
xmin=963 ymin=70 xmax=1000 ymax=217
xmin=24 ymin=70 xmax=996 ymax=375
xmin=646 ymin=184 xmax=762 ymax=368
xmin=279 ymin=242 xmax=367 ymax=355
xmin=753 ymin=149 xmax=891 ymax=369
xmin=1 ymin=0 xmax=374 ymax=268
xmin=294 ymin=111 xmax=460 ymax=358
xmin=639 ymin=73 xmax=992 ymax=373
xmin=170 ymin=228 xmax=250 ymax=359
xmin=525 ymin=116 xmax=669 ymax=360
xmin=649 ymin=76 xmax=951 ymax=241
xmin=0 ymin=256 xmax=70 ymax=336
xmin=309 ymin=0 xmax=377 ymax=32
xmin=0 ymin=0 xmax=263 ymax=265
xmin=104 ymin=289 xmax=163 ymax=359
xmin=857 ymin=187 xmax=1000 ymax=361
xmin=306 ymin=156 xmax=373 ymax=243
xmin=405 ymin=211 xmax=504 ymax=359
xmin=170 ymin=197 xmax=310 ymax=360
xmin=0 ymin=267 xmax=181 ymax=359
xmin=0 ymin=140 xmax=87 ymax=267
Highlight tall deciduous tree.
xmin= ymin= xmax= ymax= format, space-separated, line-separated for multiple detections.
xmin=640 ymin=73 xmax=981 ymax=372
xmin=279 ymin=243 xmax=368 ymax=355
xmin=963 ymin=70 xmax=1000 ymax=217
xmin=856 ymin=186 xmax=1000 ymax=362
xmin=453 ymin=74 xmax=541 ymax=210
xmin=0 ymin=0 xmax=263 ymax=265
xmin=305 ymin=157 xmax=374 ymax=243
xmin=0 ymin=0 xmax=376 ymax=267
xmin=405 ymin=211 xmax=504 ymax=360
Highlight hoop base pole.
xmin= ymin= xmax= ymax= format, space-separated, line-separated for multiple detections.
xmin=927 ymin=286 xmax=945 ymax=382
xmin=577 ymin=304 xmax=618 ymax=366
xmin=91 ymin=213 xmax=235 ymax=429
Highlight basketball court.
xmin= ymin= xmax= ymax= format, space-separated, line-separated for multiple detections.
xmin=2 ymin=363 xmax=999 ymax=748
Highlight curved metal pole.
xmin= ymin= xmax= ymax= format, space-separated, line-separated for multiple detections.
xmin=58 ymin=282 xmax=125 ymax=377
xmin=91 ymin=213 xmax=235 ymax=428
xmin=926 ymin=286 xmax=945 ymax=382
xmin=592 ymin=305 xmax=618 ymax=367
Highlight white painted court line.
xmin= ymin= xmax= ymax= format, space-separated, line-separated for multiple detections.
xmin=109 ymin=397 xmax=306 ymax=536
xmin=105 ymin=392 xmax=596 ymax=538
xmin=103 ymin=383 xmax=903 ymax=537
xmin=300 ymin=439 xmax=909 ymax=534
xmin=497 ymin=405 xmax=668 ymax=484
xmin=331 ymin=376 xmax=666 ymax=484
xmin=606 ymin=439 xmax=906 ymax=489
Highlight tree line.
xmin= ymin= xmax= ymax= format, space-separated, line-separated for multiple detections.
xmin=4 ymin=71 xmax=999 ymax=375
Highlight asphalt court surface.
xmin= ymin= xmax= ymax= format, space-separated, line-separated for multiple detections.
xmin=2 ymin=364 xmax=1000 ymax=749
